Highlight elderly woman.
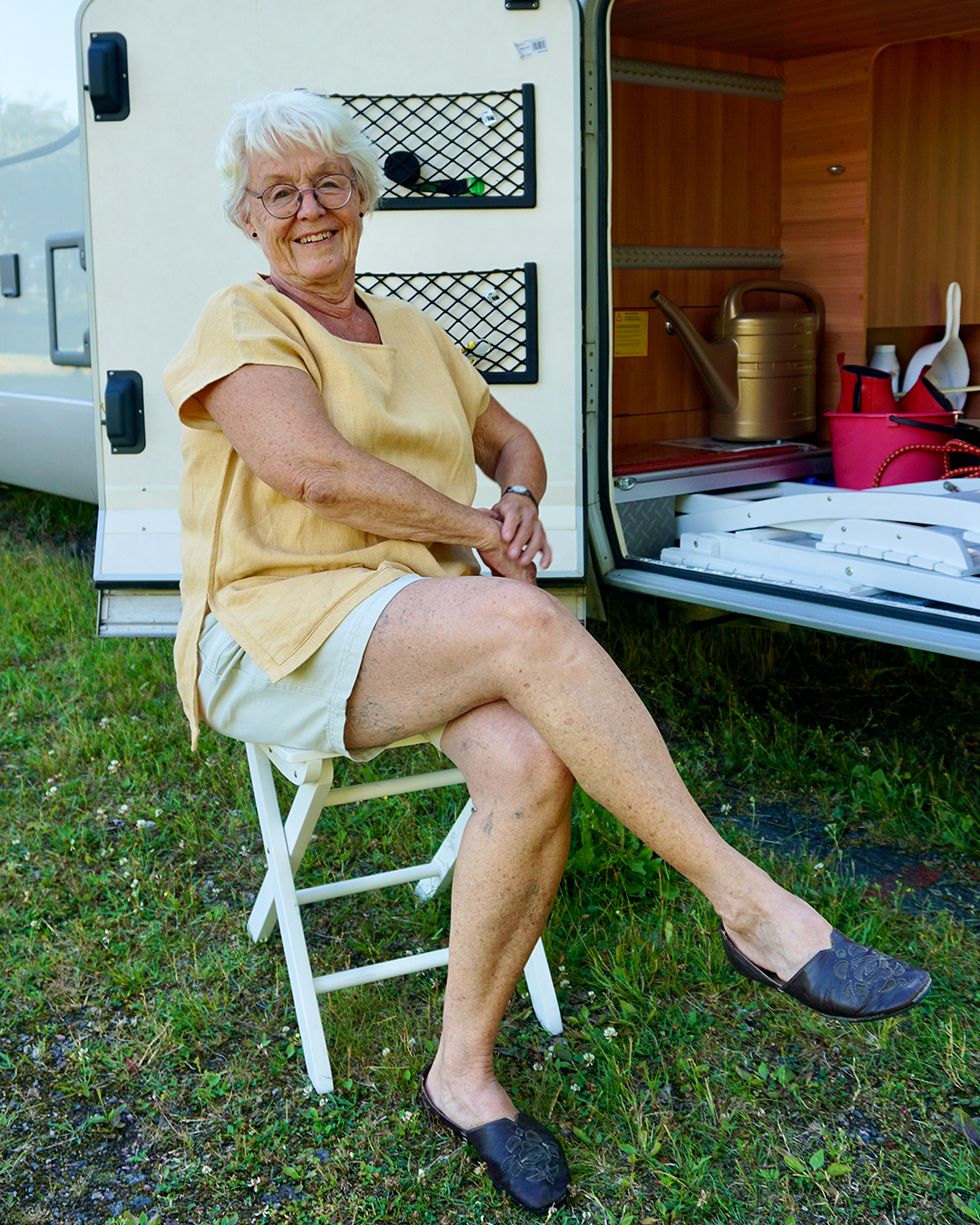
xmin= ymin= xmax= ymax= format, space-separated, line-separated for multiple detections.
xmin=164 ymin=90 xmax=930 ymax=1214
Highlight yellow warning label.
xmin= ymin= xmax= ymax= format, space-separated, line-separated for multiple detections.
xmin=613 ymin=310 xmax=648 ymax=357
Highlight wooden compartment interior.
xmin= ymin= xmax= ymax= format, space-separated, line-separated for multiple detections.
xmin=609 ymin=4 xmax=980 ymax=470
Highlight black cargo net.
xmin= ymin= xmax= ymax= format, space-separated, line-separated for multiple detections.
xmin=337 ymin=85 xmax=536 ymax=209
xmin=356 ymin=264 xmax=538 ymax=384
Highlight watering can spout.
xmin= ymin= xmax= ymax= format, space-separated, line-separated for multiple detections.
xmin=649 ymin=289 xmax=738 ymax=415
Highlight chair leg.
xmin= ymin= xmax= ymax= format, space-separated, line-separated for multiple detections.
xmin=413 ymin=800 xmax=473 ymax=901
xmin=246 ymin=743 xmax=334 ymax=1093
xmin=523 ymin=939 xmax=563 ymax=1036
xmin=247 ymin=758 xmax=335 ymax=944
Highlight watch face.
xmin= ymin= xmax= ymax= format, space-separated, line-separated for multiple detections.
xmin=504 ymin=485 xmax=538 ymax=507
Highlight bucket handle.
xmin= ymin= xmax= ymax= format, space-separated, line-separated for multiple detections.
xmin=888 ymin=415 xmax=960 ymax=437
xmin=889 ymin=414 xmax=980 ymax=442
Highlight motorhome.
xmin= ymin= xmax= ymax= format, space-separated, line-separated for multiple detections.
xmin=2 ymin=0 xmax=978 ymax=655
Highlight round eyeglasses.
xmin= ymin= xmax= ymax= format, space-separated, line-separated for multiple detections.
xmin=248 ymin=173 xmax=356 ymax=219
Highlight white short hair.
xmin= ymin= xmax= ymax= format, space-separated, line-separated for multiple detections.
xmin=217 ymin=88 xmax=384 ymax=230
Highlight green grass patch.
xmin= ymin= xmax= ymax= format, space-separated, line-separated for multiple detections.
xmin=1 ymin=486 xmax=977 ymax=1223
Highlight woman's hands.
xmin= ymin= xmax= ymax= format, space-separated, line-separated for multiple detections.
xmin=472 ymin=396 xmax=551 ymax=583
xmin=475 ymin=494 xmax=552 ymax=584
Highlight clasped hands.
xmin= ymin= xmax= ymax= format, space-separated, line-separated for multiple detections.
xmin=476 ymin=491 xmax=552 ymax=584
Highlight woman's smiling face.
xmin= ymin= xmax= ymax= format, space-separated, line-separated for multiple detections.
xmin=245 ymin=146 xmax=364 ymax=300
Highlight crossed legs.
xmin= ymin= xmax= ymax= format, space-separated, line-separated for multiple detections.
xmin=344 ymin=576 xmax=832 ymax=1127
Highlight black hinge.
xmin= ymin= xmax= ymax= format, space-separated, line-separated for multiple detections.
xmin=505 ymin=1 xmax=540 ymax=9
xmin=87 ymin=32 xmax=130 ymax=122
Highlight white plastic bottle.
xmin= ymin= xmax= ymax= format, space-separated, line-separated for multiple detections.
xmin=868 ymin=344 xmax=901 ymax=395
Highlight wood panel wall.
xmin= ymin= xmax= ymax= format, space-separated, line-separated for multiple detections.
xmin=610 ymin=36 xmax=783 ymax=447
xmin=610 ymin=28 xmax=980 ymax=447
xmin=868 ymin=39 xmax=980 ymax=329
xmin=780 ymin=48 xmax=876 ymax=418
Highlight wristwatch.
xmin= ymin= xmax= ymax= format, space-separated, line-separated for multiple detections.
xmin=502 ymin=484 xmax=539 ymax=508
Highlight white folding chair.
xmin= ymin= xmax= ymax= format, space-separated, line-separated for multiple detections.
xmin=244 ymin=738 xmax=563 ymax=1093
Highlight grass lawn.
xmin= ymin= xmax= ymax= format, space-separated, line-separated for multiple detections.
xmin=1 ymin=485 xmax=977 ymax=1224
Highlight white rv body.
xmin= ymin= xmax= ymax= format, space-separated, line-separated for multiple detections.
xmin=0 ymin=0 xmax=95 ymax=502
xmin=2 ymin=0 xmax=979 ymax=659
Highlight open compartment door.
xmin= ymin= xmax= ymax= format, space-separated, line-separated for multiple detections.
xmin=80 ymin=0 xmax=584 ymax=635
xmin=583 ymin=0 xmax=980 ymax=663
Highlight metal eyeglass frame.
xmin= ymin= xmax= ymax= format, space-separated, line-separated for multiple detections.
xmin=247 ymin=173 xmax=356 ymax=219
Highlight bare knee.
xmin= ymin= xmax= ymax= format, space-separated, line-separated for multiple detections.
xmin=442 ymin=701 xmax=574 ymax=835
xmin=489 ymin=581 xmax=580 ymax=652
xmin=507 ymin=724 xmax=575 ymax=821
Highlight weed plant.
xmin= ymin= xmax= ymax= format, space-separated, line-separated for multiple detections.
xmin=0 ymin=486 xmax=977 ymax=1224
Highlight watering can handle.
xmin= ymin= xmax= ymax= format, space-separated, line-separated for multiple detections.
xmin=720 ymin=280 xmax=825 ymax=336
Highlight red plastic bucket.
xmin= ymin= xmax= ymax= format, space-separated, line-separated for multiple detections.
xmin=826 ymin=412 xmax=950 ymax=488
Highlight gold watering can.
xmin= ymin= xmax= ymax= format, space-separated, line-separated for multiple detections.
xmin=650 ymin=280 xmax=825 ymax=442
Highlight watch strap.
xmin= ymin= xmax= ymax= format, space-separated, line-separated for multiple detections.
xmin=503 ymin=484 xmax=539 ymax=509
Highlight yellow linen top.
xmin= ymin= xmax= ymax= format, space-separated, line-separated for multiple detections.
xmin=163 ymin=277 xmax=491 ymax=746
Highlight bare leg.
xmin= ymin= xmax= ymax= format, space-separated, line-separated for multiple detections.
xmin=422 ymin=701 xmax=573 ymax=1130
xmin=347 ymin=577 xmax=831 ymax=980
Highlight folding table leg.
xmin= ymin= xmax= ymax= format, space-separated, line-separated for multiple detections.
xmin=246 ymin=743 xmax=334 ymax=1093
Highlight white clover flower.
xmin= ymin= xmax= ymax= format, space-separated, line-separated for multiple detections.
xmin=381 ymin=1047 xmax=391 ymax=1057
xmin=582 ymin=1052 xmax=595 ymax=1065
xmin=603 ymin=1026 xmax=617 ymax=1039
xmin=107 ymin=760 xmax=120 ymax=774
xmin=117 ymin=803 xmax=129 ymax=814
xmin=400 ymin=1110 xmax=414 ymax=1122
xmin=570 ymin=1083 xmax=580 ymax=1092
xmin=533 ymin=1062 xmax=543 ymax=1072
xmin=560 ymin=978 xmax=570 ymax=988
xmin=720 ymin=802 xmax=732 ymax=815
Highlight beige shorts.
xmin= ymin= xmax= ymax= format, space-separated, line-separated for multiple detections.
xmin=197 ymin=573 xmax=443 ymax=760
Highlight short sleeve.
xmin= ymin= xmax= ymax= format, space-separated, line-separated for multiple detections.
xmin=163 ymin=283 xmax=320 ymax=428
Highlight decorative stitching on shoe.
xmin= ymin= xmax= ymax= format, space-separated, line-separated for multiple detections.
xmin=501 ymin=1118 xmax=565 ymax=1185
